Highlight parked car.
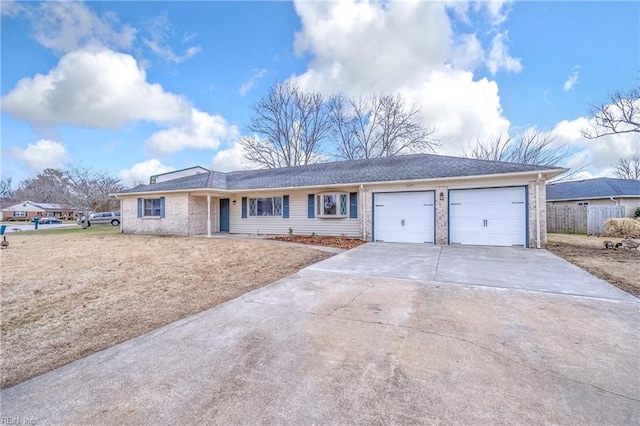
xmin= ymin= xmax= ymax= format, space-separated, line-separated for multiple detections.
xmin=81 ymin=211 xmax=121 ymax=226
xmin=37 ymin=217 xmax=63 ymax=225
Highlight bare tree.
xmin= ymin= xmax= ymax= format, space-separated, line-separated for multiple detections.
xmin=10 ymin=164 xmax=123 ymax=214
xmin=613 ymin=155 xmax=640 ymax=180
xmin=12 ymin=169 xmax=70 ymax=204
xmin=464 ymin=129 xmax=573 ymax=166
xmin=63 ymin=163 xmax=124 ymax=214
xmin=582 ymin=85 xmax=640 ymax=139
xmin=0 ymin=178 xmax=14 ymax=206
xmin=330 ymin=93 xmax=438 ymax=160
xmin=240 ymin=82 xmax=333 ymax=168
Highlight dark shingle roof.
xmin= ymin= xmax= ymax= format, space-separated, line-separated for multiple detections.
xmin=117 ymin=154 xmax=564 ymax=194
xmin=546 ymin=177 xmax=640 ymax=200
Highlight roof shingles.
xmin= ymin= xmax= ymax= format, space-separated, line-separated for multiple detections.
xmin=546 ymin=177 xmax=640 ymax=200
xmin=117 ymin=154 xmax=563 ymax=195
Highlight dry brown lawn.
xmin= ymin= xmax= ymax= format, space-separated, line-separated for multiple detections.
xmin=0 ymin=231 xmax=330 ymax=389
xmin=547 ymin=233 xmax=640 ymax=297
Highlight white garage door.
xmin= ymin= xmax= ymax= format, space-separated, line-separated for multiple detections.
xmin=374 ymin=192 xmax=435 ymax=243
xmin=449 ymin=187 xmax=527 ymax=247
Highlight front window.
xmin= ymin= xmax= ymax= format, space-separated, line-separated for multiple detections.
xmin=13 ymin=211 xmax=26 ymax=217
xmin=317 ymin=193 xmax=348 ymax=218
xmin=144 ymin=199 xmax=162 ymax=216
xmin=249 ymin=197 xmax=282 ymax=216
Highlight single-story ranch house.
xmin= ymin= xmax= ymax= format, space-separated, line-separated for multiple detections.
xmin=546 ymin=177 xmax=640 ymax=218
xmin=1 ymin=201 xmax=76 ymax=221
xmin=114 ymin=154 xmax=566 ymax=247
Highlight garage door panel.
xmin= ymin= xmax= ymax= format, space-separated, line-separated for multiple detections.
xmin=450 ymin=187 xmax=526 ymax=247
xmin=374 ymin=192 xmax=434 ymax=243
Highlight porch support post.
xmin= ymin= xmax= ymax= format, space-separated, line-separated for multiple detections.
xmin=207 ymin=194 xmax=211 ymax=238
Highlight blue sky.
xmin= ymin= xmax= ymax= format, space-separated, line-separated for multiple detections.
xmin=1 ymin=0 xmax=639 ymax=186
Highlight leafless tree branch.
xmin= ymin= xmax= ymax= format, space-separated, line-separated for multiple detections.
xmin=330 ymin=93 xmax=439 ymax=160
xmin=581 ymin=86 xmax=640 ymax=139
xmin=240 ymin=82 xmax=332 ymax=168
xmin=613 ymin=155 xmax=640 ymax=180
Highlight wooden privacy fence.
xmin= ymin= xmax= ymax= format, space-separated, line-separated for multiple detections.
xmin=546 ymin=205 xmax=625 ymax=234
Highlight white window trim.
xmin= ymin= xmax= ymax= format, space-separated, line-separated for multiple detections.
xmin=317 ymin=192 xmax=348 ymax=218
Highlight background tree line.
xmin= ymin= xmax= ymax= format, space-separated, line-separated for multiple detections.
xmin=240 ymin=81 xmax=639 ymax=180
xmin=0 ymin=163 xmax=123 ymax=213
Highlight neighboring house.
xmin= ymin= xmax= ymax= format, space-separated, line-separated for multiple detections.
xmin=546 ymin=178 xmax=640 ymax=218
xmin=150 ymin=166 xmax=210 ymax=184
xmin=1 ymin=201 xmax=76 ymax=221
xmin=114 ymin=154 xmax=566 ymax=248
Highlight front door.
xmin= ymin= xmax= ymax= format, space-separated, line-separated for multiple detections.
xmin=219 ymin=198 xmax=230 ymax=232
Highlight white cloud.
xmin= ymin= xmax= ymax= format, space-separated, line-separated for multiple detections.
xmin=292 ymin=0 xmax=454 ymax=93
xmin=26 ymin=1 xmax=136 ymax=55
xmin=145 ymin=108 xmax=240 ymax=154
xmin=142 ymin=13 xmax=201 ymax=63
xmin=563 ymin=66 xmax=580 ymax=92
xmin=211 ymin=142 xmax=252 ymax=172
xmin=239 ymin=68 xmax=268 ymax=96
xmin=290 ymin=0 xmax=512 ymax=151
xmin=1 ymin=0 xmax=23 ymax=17
xmin=1 ymin=46 xmax=191 ymax=130
xmin=404 ymin=70 xmax=510 ymax=154
xmin=486 ymin=32 xmax=522 ymax=75
xmin=10 ymin=139 xmax=68 ymax=172
xmin=119 ymin=159 xmax=173 ymax=186
xmin=551 ymin=116 xmax=640 ymax=173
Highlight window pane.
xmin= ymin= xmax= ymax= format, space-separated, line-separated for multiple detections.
xmin=340 ymin=194 xmax=347 ymax=215
xmin=144 ymin=198 xmax=161 ymax=216
xmin=274 ymin=197 xmax=282 ymax=216
xmin=249 ymin=199 xmax=257 ymax=216
xmin=323 ymin=194 xmax=337 ymax=215
xmin=256 ymin=198 xmax=274 ymax=216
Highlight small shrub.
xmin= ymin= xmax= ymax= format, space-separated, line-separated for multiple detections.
xmin=603 ymin=218 xmax=640 ymax=238
xmin=288 ymin=227 xmax=293 ymax=236
xmin=634 ymin=207 xmax=640 ymax=219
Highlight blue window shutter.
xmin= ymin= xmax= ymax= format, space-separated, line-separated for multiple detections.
xmin=160 ymin=197 xmax=165 ymax=218
xmin=349 ymin=192 xmax=358 ymax=218
xmin=241 ymin=197 xmax=247 ymax=218
xmin=307 ymin=194 xmax=315 ymax=218
xmin=137 ymin=198 xmax=142 ymax=218
xmin=283 ymin=195 xmax=289 ymax=218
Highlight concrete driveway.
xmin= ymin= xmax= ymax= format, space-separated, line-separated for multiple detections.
xmin=2 ymin=243 xmax=639 ymax=424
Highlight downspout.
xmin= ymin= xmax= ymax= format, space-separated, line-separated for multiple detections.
xmin=207 ymin=194 xmax=211 ymax=238
xmin=536 ymin=173 xmax=542 ymax=249
xmin=360 ymin=184 xmax=365 ymax=241
xmin=609 ymin=197 xmax=619 ymax=206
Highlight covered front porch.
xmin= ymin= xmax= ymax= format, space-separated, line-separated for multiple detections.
xmin=188 ymin=192 xmax=232 ymax=237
